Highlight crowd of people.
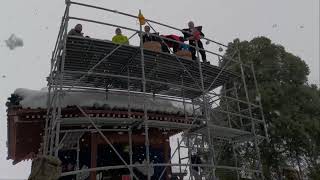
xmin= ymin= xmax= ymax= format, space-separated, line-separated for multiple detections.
xmin=68 ymin=21 xmax=208 ymax=63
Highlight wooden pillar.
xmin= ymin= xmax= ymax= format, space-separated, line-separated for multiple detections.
xmin=90 ymin=133 xmax=97 ymax=180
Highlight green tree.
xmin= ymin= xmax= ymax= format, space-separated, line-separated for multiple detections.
xmin=222 ymin=37 xmax=320 ymax=179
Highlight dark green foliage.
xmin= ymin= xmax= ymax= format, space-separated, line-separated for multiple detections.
xmin=223 ymin=37 xmax=320 ymax=179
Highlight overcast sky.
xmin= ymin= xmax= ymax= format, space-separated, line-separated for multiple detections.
xmin=0 ymin=0 xmax=319 ymax=179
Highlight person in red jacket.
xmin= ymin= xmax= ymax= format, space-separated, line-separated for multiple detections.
xmin=161 ymin=34 xmax=185 ymax=53
xmin=183 ymin=21 xmax=207 ymax=63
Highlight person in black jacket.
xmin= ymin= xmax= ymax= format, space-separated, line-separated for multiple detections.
xmin=142 ymin=25 xmax=154 ymax=43
xmin=142 ymin=25 xmax=172 ymax=53
xmin=68 ymin=24 xmax=83 ymax=36
xmin=183 ymin=21 xmax=207 ymax=63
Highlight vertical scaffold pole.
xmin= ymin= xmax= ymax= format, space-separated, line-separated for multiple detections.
xmin=181 ymin=76 xmax=188 ymax=121
xmin=127 ymin=66 xmax=133 ymax=180
xmin=49 ymin=85 xmax=58 ymax=156
xmin=196 ymin=40 xmax=216 ymax=179
xmin=127 ymin=66 xmax=132 ymax=119
xmin=250 ymin=63 xmax=269 ymax=142
xmin=44 ymin=5 xmax=68 ymax=155
xmin=43 ymin=53 xmax=53 ymax=155
xmin=139 ymin=10 xmax=151 ymax=180
xmin=129 ymin=128 xmax=133 ymax=180
xmin=177 ymin=138 xmax=182 ymax=175
xmin=187 ymin=135 xmax=194 ymax=180
xmin=54 ymin=0 xmax=70 ymax=157
xmin=76 ymin=137 xmax=80 ymax=171
xmin=224 ymin=89 xmax=240 ymax=180
xmin=237 ymin=45 xmax=264 ymax=179
xmin=233 ymin=82 xmax=244 ymax=129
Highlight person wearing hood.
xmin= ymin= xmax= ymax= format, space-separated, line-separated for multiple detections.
xmin=112 ymin=28 xmax=129 ymax=45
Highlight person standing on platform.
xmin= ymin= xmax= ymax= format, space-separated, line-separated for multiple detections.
xmin=68 ymin=24 xmax=84 ymax=36
xmin=141 ymin=25 xmax=164 ymax=53
xmin=142 ymin=25 xmax=164 ymax=44
xmin=112 ymin=28 xmax=129 ymax=45
xmin=183 ymin=21 xmax=207 ymax=63
xmin=142 ymin=25 xmax=154 ymax=43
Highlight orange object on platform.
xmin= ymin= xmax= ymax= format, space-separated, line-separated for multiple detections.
xmin=143 ymin=41 xmax=161 ymax=52
xmin=176 ymin=50 xmax=192 ymax=60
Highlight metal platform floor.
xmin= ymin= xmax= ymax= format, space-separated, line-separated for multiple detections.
xmin=54 ymin=36 xmax=238 ymax=98
xmin=59 ymin=116 xmax=254 ymax=142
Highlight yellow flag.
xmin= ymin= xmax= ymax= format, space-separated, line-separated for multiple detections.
xmin=138 ymin=10 xmax=146 ymax=25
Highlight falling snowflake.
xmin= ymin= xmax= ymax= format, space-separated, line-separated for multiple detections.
xmin=255 ymin=95 xmax=261 ymax=102
xmin=5 ymin=34 xmax=24 ymax=50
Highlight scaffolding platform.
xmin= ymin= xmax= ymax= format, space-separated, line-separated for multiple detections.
xmin=38 ymin=1 xmax=269 ymax=178
xmin=57 ymin=36 xmax=238 ymax=98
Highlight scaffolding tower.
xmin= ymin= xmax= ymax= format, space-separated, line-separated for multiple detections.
xmin=42 ymin=1 xmax=269 ymax=179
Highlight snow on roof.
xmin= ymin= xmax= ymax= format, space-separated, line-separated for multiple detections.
xmin=14 ymin=88 xmax=194 ymax=114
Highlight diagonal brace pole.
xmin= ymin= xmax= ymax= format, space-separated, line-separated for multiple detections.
xmin=205 ymin=50 xmax=238 ymax=93
xmin=69 ymin=32 xmax=138 ymax=88
xmin=158 ymin=113 xmax=202 ymax=180
xmin=76 ymin=105 xmax=139 ymax=179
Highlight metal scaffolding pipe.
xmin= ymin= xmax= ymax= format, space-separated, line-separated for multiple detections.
xmin=69 ymin=1 xmax=228 ymax=47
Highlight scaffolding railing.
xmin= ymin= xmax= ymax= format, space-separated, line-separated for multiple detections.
xmin=43 ymin=1 xmax=269 ymax=179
